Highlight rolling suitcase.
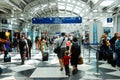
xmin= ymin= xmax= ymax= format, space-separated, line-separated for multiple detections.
xmin=42 ymin=51 xmax=48 ymax=61
xmin=4 ymin=55 xmax=11 ymax=62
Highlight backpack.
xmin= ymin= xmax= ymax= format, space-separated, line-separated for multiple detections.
xmin=71 ymin=43 xmax=81 ymax=55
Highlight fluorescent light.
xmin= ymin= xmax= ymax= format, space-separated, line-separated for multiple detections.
xmin=100 ymin=0 xmax=114 ymax=6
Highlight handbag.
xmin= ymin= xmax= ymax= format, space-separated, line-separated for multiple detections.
xmin=54 ymin=37 xmax=65 ymax=54
xmin=78 ymin=56 xmax=83 ymax=64
xmin=54 ymin=46 xmax=60 ymax=54
xmin=0 ymin=44 xmax=6 ymax=51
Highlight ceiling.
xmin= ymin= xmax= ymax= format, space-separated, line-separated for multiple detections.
xmin=0 ymin=0 xmax=120 ymax=28
xmin=0 ymin=0 xmax=120 ymax=17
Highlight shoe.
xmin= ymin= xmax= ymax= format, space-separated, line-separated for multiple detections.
xmin=66 ymin=73 xmax=70 ymax=77
xmin=60 ymin=67 xmax=63 ymax=71
xmin=72 ymin=69 xmax=78 ymax=75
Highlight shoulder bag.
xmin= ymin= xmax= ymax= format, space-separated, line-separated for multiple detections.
xmin=54 ymin=37 xmax=65 ymax=54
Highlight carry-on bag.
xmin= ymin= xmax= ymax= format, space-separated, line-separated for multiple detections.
xmin=42 ymin=50 xmax=49 ymax=61
xmin=4 ymin=55 xmax=11 ymax=62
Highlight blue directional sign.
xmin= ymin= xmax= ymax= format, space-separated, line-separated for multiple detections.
xmin=32 ymin=17 xmax=82 ymax=24
xmin=107 ymin=18 xmax=112 ymax=23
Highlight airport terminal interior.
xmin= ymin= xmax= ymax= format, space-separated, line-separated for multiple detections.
xmin=0 ymin=0 xmax=120 ymax=80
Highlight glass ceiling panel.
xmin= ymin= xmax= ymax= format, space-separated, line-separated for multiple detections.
xmin=66 ymin=6 xmax=73 ymax=11
xmin=27 ymin=0 xmax=90 ymax=18
xmin=72 ymin=0 xmax=76 ymax=4
xmin=100 ymin=0 xmax=115 ymax=6
xmin=91 ymin=0 xmax=99 ymax=4
xmin=67 ymin=0 xmax=71 ymax=3
xmin=58 ymin=5 xmax=65 ymax=9
xmin=80 ymin=13 xmax=84 ymax=16
xmin=67 ymin=4 xmax=74 ymax=7
xmin=58 ymin=3 xmax=65 ymax=6
xmin=74 ymin=8 xmax=80 ymax=14
xmin=62 ymin=0 xmax=66 ymax=2
xmin=76 ymin=2 xmax=85 ymax=8
xmin=50 ymin=3 xmax=57 ymax=6
xmin=75 ymin=6 xmax=82 ymax=11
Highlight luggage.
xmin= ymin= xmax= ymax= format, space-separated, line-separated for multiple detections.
xmin=106 ymin=51 xmax=113 ymax=64
xmin=42 ymin=51 xmax=48 ymax=61
xmin=0 ymin=67 xmax=2 ymax=75
xmin=4 ymin=55 xmax=11 ymax=62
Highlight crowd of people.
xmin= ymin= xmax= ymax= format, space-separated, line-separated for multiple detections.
xmin=0 ymin=32 xmax=32 ymax=65
xmin=1 ymin=31 xmax=120 ymax=77
xmin=34 ymin=32 xmax=81 ymax=76
xmin=99 ymin=32 xmax=120 ymax=68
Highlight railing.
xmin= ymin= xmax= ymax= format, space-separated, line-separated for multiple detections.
xmin=83 ymin=42 xmax=101 ymax=75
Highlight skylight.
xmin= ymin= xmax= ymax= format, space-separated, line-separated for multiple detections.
xmin=91 ymin=0 xmax=99 ymax=4
xmin=58 ymin=5 xmax=65 ymax=9
xmin=100 ymin=0 xmax=115 ymax=6
xmin=66 ymin=6 xmax=73 ymax=11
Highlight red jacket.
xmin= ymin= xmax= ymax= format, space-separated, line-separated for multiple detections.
xmin=63 ymin=55 xmax=71 ymax=65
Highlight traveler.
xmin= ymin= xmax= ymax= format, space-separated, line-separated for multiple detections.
xmin=115 ymin=35 xmax=120 ymax=67
xmin=70 ymin=37 xmax=81 ymax=74
xmin=110 ymin=32 xmax=119 ymax=51
xmin=54 ymin=32 xmax=67 ymax=71
xmin=19 ymin=33 xmax=28 ymax=64
xmin=63 ymin=51 xmax=71 ymax=76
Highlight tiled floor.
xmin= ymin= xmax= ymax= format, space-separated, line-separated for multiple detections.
xmin=0 ymin=46 xmax=120 ymax=80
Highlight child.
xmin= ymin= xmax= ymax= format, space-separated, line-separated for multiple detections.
xmin=63 ymin=51 xmax=71 ymax=76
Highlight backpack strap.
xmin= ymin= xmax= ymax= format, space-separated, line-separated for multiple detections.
xmin=59 ymin=37 xmax=65 ymax=48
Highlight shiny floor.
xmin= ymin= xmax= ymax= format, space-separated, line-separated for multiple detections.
xmin=0 ymin=46 xmax=120 ymax=80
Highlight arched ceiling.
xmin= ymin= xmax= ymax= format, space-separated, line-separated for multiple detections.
xmin=23 ymin=0 xmax=90 ymax=18
xmin=0 ymin=0 xmax=120 ymax=28
xmin=0 ymin=0 xmax=120 ymax=19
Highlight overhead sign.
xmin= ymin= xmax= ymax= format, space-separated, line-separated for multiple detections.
xmin=32 ymin=17 xmax=82 ymax=24
xmin=107 ymin=18 xmax=112 ymax=23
